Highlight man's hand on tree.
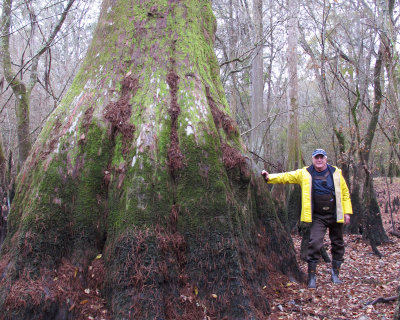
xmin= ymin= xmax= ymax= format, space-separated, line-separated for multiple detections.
xmin=261 ymin=170 xmax=269 ymax=181
xmin=344 ymin=214 xmax=350 ymax=225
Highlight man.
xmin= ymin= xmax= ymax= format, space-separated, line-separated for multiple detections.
xmin=261 ymin=149 xmax=352 ymax=288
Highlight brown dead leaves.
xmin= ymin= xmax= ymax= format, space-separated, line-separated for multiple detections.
xmin=103 ymin=75 xmax=138 ymax=153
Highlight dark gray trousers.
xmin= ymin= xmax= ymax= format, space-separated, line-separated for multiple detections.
xmin=307 ymin=212 xmax=344 ymax=263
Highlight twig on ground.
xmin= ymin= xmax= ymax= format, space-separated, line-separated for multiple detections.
xmin=365 ymin=296 xmax=397 ymax=305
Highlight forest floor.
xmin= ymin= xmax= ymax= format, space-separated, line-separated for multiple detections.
xmin=46 ymin=178 xmax=400 ymax=319
xmin=268 ymin=177 xmax=400 ymax=320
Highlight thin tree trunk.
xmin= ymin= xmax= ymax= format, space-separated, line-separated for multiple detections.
xmin=227 ymin=0 xmax=240 ymax=127
xmin=250 ymin=0 xmax=264 ymax=156
xmin=287 ymin=0 xmax=301 ymax=171
xmin=286 ymin=0 xmax=302 ymax=234
xmin=0 ymin=134 xmax=5 ymax=192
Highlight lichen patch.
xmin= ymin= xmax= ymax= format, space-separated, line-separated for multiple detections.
xmin=185 ymin=123 xmax=194 ymax=136
xmin=136 ymin=123 xmax=156 ymax=153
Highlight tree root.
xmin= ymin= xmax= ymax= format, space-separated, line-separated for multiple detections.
xmin=369 ymin=239 xmax=383 ymax=258
xmin=389 ymin=230 xmax=400 ymax=238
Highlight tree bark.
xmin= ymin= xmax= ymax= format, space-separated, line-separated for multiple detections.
xmin=347 ymin=173 xmax=363 ymax=234
xmin=0 ymin=1 xmax=302 ymax=318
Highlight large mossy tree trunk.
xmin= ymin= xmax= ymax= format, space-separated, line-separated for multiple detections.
xmin=0 ymin=0 xmax=302 ymax=319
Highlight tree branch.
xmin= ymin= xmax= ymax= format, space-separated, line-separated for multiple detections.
xmin=366 ymin=296 xmax=397 ymax=305
xmin=28 ymin=0 xmax=77 ymax=93
xmin=240 ymin=109 xmax=292 ymax=137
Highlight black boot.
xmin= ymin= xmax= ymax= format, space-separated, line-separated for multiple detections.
xmin=307 ymin=262 xmax=317 ymax=288
xmin=331 ymin=260 xmax=342 ymax=284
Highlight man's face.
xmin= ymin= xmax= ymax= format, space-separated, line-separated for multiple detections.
xmin=312 ymin=154 xmax=327 ymax=172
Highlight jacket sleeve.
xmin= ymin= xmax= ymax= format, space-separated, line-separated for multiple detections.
xmin=340 ymin=175 xmax=353 ymax=214
xmin=267 ymin=170 xmax=302 ymax=185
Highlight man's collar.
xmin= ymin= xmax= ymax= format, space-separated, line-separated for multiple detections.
xmin=307 ymin=163 xmax=336 ymax=174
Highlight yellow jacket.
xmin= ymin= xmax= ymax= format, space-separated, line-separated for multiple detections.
xmin=267 ymin=165 xmax=353 ymax=223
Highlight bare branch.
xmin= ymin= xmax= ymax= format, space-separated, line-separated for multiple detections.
xmin=241 ymin=109 xmax=292 ymax=137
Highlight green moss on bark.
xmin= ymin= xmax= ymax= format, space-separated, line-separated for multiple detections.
xmin=72 ymin=124 xmax=112 ymax=255
xmin=175 ymin=133 xmax=231 ymax=232
xmin=3 ymin=121 xmax=112 ymax=275
xmin=0 ymin=1 xmax=303 ymax=318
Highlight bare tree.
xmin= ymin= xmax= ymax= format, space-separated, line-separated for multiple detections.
xmin=250 ymin=0 xmax=264 ymax=156
xmin=287 ymin=0 xmax=301 ymax=170
xmin=0 ymin=0 xmax=76 ymax=166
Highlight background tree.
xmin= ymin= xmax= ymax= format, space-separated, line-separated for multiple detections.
xmin=0 ymin=0 xmax=100 ymax=169
xmin=286 ymin=0 xmax=301 ymax=171
xmin=285 ymin=0 xmax=302 ymax=233
xmin=0 ymin=0 xmax=77 ymax=166
xmin=0 ymin=0 xmax=302 ymax=318
xmin=250 ymin=0 xmax=264 ymax=156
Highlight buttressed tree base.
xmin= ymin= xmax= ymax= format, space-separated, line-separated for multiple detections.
xmin=0 ymin=0 xmax=302 ymax=318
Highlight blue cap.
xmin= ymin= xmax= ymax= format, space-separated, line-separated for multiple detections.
xmin=312 ymin=148 xmax=327 ymax=158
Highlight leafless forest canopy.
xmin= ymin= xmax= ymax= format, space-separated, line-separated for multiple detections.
xmin=1 ymin=0 xmax=399 ymax=177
